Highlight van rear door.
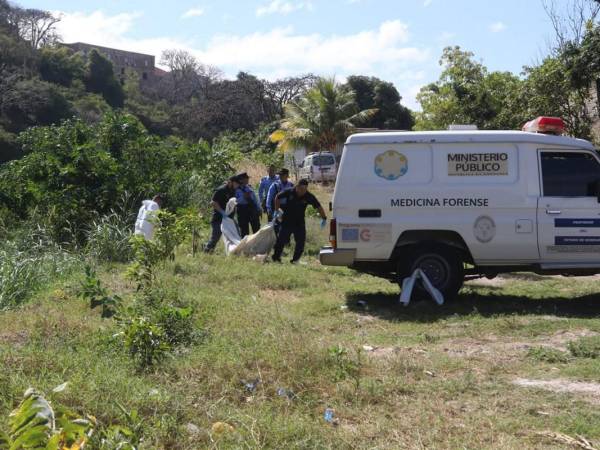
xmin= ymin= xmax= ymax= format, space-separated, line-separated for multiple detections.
xmin=537 ymin=150 xmax=600 ymax=265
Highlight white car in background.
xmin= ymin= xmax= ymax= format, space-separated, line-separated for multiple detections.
xmin=299 ymin=152 xmax=338 ymax=182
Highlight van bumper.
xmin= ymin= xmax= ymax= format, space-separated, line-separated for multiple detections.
xmin=319 ymin=247 xmax=356 ymax=266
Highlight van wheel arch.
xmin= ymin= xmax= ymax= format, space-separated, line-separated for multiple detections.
xmin=390 ymin=230 xmax=474 ymax=265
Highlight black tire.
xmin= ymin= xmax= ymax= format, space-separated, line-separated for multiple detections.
xmin=397 ymin=245 xmax=464 ymax=300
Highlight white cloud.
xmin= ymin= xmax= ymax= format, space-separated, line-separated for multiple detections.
xmin=194 ymin=21 xmax=422 ymax=73
xmin=256 ymin=0 xmax=314 ymax=17
xmin=423 ymin=0 xmax=433 ymax=6
xmin=55 ymin=10 xmax=432 ymax=108
xmin=489 ymin=21 xmax=506 ymax=33
xmin=181 ymin=7 xmax=204 ymax=19
xmin=55 ymin=10 xmax=142 ymax=45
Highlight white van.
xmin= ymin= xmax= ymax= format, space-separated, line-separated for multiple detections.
xmin=319 ymin=117 xmax=600 ymax=299
xmin=299 ymin=152 xmax=337 ymax=182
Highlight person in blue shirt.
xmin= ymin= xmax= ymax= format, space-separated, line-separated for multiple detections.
xmin=258 ymin=165 xmax=278 ymax=220
xmin=266 ymin=168 xmax=294 ymax=219
xmin=235 ymin=172 xmax=261 ymax=238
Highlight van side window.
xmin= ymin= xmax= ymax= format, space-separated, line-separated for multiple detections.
xmin=541 ymin=152 xmax=600 ymax=197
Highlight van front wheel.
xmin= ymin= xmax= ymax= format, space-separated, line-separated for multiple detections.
xmin=396 ymin=245 xmax=464 ymax=300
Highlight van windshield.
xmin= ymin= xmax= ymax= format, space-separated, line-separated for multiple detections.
xmin=312 ymin=155 xmax=335 ymax=166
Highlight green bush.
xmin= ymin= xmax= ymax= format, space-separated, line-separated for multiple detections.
xmin=154 ymin=305 xmax=196 ymax=348
xmin=0 ymin=112 xmax=240 ymax=245
xmin=527 ymin=346 xmax=569 ymax=363
xmin=122 ymin=316 xmax=171 ymax=370
xmin=568 ymin=336 xmax=600 ymax=359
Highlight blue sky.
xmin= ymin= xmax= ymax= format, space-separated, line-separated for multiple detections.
xmin=20 ymin=0 xmax=560 ymax=109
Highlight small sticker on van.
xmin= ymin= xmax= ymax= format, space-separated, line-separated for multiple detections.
xmin=374 ymin=150 xmax=408 ymax=180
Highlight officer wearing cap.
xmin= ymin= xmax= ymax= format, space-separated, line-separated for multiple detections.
xmin=272 ymin=179 xmax=327 ymax=264
xmin=266 ymin=168 xmax=294 ymax=221
xmin=235 ymin=172 xmax=261 ymax=238
xmin=203 ymin=175 xmax=240 ymax=253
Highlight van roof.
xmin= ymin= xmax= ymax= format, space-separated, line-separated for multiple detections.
xmin=345 ymin=130 xmax=595 ymax=150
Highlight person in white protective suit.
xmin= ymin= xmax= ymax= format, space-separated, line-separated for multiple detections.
xmin=134 ymin=194 xmax=163 ymax=240
xmin=221 ymin=198 xmax=277 ymax=258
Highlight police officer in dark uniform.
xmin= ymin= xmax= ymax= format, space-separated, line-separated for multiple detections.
xmin=235 ymin=172 xmax=261 ymax=238
xmin=203 ymin=175 xmax=240 ymax=253
xmin=272 ymin=179 xmax=327 ymax=263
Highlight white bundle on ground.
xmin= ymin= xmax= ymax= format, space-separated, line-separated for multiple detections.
xmin=221 ymin=198 xmax=277 ymax=258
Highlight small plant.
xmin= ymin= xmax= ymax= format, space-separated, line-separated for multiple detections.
xmin=88 ymin=404 xmax=143 ymax=450
xmin=154 ymin=305 xmax=197 ymax=348
xmin=328 ymin=345 xmax=363 ymax=391
xmin=122 ymin=316 xmax=171 ymax=370
xmin=568 ymin=336 xmax=600 ymax=359
xmin=0 ymin=385 xmax=93 ymax=450
xmin=527 ymin=346 xmax=570 ymax=363
xmin=126 ymin=236 xmax=162 ymax=292
xmin=79 ymin=265 xmax=121 ymax=318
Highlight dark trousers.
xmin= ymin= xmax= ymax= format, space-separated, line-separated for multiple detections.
xmin=237 ymin=205 xmax=260 ymax=238
xmin=204 ymin=217 xmax=222 ymax=253
xmin=273 ymin=222 xmax=306 ymax=262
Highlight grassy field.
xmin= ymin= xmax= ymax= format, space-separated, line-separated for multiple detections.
xmin=3 ymin=189 xmax=600 ymax=448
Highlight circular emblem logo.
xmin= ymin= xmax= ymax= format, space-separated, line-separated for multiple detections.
xmin=474 ymin=216 xmax=496 ymax=243
xmin=374 ymin=150 xmax=408 ymax=180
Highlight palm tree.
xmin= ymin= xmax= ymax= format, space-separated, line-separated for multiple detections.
xmin=271 ymin=77 xmax=377 ymax=152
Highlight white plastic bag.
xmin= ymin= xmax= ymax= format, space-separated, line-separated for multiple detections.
xmin=221 ymin=198 xmax=277 ymax=257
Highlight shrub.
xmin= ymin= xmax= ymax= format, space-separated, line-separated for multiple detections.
xmin=568 ymin=336 xmax=600 ymax=359
xmin=122 ymin=316 xmax=171 ymax=370
xmin=154 ymin=305 xmax=196 ymax=348
xmin=0 ymin=385 xmax=141 ymax=450
xmin=527 ymin=346 xmax=569 ymax=363
xmin=78 ymin=265 xmax=122 ymax=318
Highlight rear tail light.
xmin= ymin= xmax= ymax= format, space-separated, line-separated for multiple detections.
xmin=329 ymin=218 xmax=337 ymax=249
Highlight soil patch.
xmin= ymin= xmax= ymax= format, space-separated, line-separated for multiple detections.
xmin=513 ymin=378 xmax=600 ymax=404
xmin=441 ymin=329 xmax=598 ymax=360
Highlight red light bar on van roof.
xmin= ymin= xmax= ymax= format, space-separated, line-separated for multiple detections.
xmin=522 ymin=116 xmax=565 ymax=135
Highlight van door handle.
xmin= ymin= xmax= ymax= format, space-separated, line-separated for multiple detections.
xmin=546 ymin=209 xmax=562 ymax=215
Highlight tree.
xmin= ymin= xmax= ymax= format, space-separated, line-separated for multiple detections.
xmin=39 ymin=46 xmax=84 ymax=86
xmin=264 ymin=74 xmax=316 ymax=119
xmin=521 ymin=56 xmax=593 ymax=139
xmin=0 ymin=78 xmax=73 ymax=132
xmin=84 ymin=49 xmax=125 ymax=108
xmin=346 ymin=76 xmax=414 ymax=130
xmin=271 ymin=77 xmax=376 ymax=152
xmin=12 ymin=7 xmax=60 ymax=49
xmin=415 ymin=46 xmax=524 ymax=130
xmin=543 ymin=0 xmax=600 ymax=51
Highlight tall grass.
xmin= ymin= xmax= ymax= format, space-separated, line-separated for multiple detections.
xmin=85 ymin=212 xmax=134 ymax=263
xmin=0 ymin=226 xmax=80 ymax=309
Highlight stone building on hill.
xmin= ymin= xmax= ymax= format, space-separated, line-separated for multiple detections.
xmin=63 ymin=42 xmax=165 ymax=86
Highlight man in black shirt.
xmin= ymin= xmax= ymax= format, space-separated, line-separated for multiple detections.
xmin=203 ymin=175 xmax=240 ymax=253
xmin=272 ymin=179 xmax=327 ymax=263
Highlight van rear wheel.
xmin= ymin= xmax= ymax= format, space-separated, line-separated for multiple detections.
xmin=397 ymin=245 xmax=464 ymax=301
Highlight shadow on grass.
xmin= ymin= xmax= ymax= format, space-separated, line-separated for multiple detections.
xmin=345 ymin=288 xmax=600 ymax=322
